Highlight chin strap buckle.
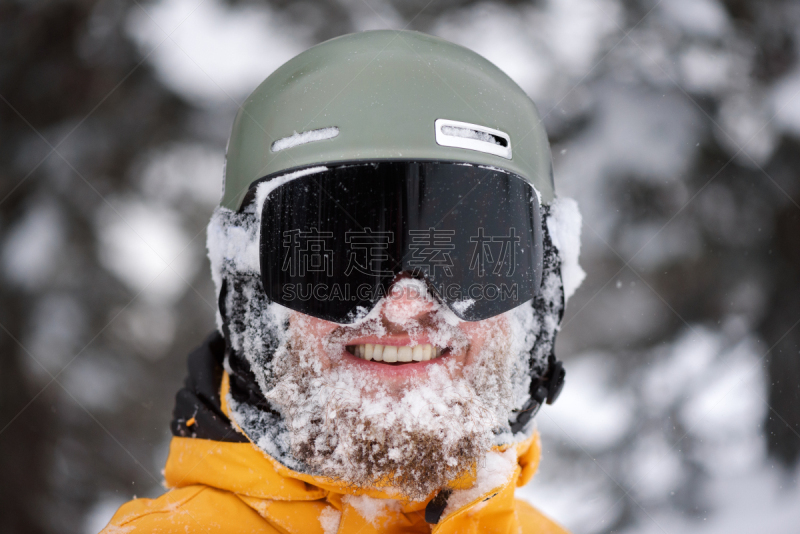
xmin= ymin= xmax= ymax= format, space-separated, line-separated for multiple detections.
xmin=509 ymin=358 xmax=567 ymax=434
xmin=531 ymin=359 xmax=566 ymax=406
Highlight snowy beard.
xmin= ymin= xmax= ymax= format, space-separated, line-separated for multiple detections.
xmin=261 ymin=290 xmax=534 ymax=501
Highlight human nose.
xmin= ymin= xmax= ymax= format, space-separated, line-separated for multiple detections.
xmin=380 ymin=274 xmax=435 ymax=323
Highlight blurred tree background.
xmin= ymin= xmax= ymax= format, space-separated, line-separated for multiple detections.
xmin=1 ymin=0 xmax=799 ymax=532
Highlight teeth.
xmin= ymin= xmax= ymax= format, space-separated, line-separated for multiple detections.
xmin=398 ymin=346 xmax=412 ymax=362
xmin=349 ymin=343 xmax=444 ymax=363
xmin=383 ymin=346 xmax=398 ymax=363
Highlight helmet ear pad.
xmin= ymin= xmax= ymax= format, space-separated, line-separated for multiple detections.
xmin=208 ymin=206 xmax=290 ymax=405
xmin=213 ymin=237 xmax=301 ymax=468
xmin=509 ymin=204 xmax=566 ymax=434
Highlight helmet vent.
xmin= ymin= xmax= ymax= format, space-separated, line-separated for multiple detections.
xmin=271 ymin=127 xmax=339 ymax=152
xmin=435 ymin=119 xmax=512 ymax=159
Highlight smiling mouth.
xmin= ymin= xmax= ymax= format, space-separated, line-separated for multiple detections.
xmin=345 ymin=343 xmax=449 ymax=363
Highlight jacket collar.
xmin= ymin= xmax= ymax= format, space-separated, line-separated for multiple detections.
xmin=163 ymin=431 xmax=541 ymax=532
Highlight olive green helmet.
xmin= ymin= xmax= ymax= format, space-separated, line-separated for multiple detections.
xmin=220 ymin=30 xmax=553 ymax=211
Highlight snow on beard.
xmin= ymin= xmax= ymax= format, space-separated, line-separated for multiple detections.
xmin=263 ymin=279 xmax=524 ymax=500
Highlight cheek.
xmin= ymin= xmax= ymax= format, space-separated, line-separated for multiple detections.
xmin=458 ymin=315 xmax=509 ymax=359
xmin=288 ymin=313 xmax=338 ymax=354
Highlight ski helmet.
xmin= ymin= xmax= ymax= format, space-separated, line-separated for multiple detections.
xmin=220 ymin=30 xmax=558 ymax=325
xmin=221 ymin=30 xmax=553 ymax=211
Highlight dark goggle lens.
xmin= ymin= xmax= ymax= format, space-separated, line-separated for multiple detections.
xmin=258 ymin=161 xmax=542 ymax=323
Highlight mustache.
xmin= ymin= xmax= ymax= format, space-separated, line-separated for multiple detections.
xmin=326 ymin=312 xmax=468 ymax=347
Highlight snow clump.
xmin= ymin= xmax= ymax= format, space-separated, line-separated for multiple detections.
xmin=318 ymin=506 xmax=341 ymax=534
xmin=271 ymin=127 xmax=339 ymax=152
xmin=547 ymin=197 xmax=585 ymax=302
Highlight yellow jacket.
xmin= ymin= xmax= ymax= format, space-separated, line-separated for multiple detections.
xmin=103 ymin=430 xmax=567 ymax=534
xmin=103 ymin=343 xmax=568 ymax=534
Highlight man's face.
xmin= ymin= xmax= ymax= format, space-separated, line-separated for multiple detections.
xmin=210 ymin=190 xmax=572 ymax=501
xmin=265 ymin=277 xmax=528 ymax=500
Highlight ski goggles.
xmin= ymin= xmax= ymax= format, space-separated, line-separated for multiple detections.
xmin=255 ymin=161 xmax=543 ymax=323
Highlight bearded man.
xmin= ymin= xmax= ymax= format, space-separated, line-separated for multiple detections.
xmin=103 ymin=30 xmax=584 ymax=534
